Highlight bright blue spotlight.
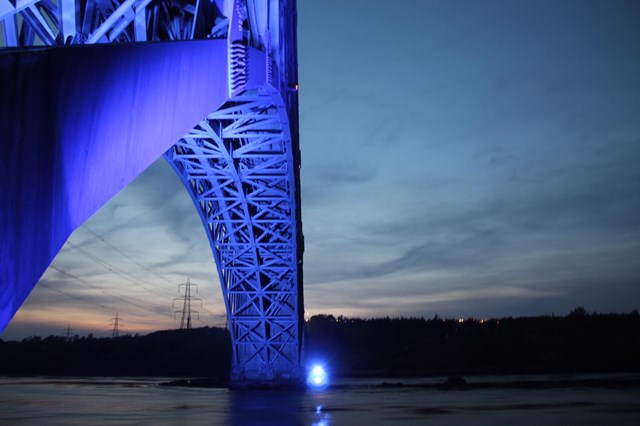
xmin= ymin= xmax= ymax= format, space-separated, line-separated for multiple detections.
xmin=307 ymin=364 xmax=329 ymax=390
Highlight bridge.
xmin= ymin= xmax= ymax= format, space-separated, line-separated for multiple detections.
xmin=0 ymin=0 xmax=304 ymax=388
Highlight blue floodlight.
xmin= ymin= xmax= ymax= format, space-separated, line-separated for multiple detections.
xmin=307 ymin=364 xmax=329 ymax=390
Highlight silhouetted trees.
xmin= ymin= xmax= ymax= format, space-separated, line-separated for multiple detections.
xmin=304 ymin=311 xmax=640 ymax=377
xmin=1 ymin=311 xmax=638 ymax=378
xmin=0 ymin=327 xmax=231 ymax=378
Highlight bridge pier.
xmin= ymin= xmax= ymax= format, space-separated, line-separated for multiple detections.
xmin=229 ymin=367 xmax=305 ymax=390
xmin=0 ymin=0 xmax=303 ymax=388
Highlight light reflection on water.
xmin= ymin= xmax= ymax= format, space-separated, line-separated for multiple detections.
xmin=0 ymin=376 xmax=639 ymax=425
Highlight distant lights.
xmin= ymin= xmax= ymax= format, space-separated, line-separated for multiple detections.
xmin=307 ymin=364 xmax=329 ymax=391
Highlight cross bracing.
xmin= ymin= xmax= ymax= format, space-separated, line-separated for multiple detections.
xmin=0 ymin=0 xmax=282 ymax=53
xmin=0 ymin=0 xmax=226 ymax=46
xmin=165 ymin=90 xmax=301 ymax=381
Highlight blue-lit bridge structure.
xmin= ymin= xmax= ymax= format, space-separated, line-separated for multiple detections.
xmin=0 ymin=0 xmax=304 ymax=388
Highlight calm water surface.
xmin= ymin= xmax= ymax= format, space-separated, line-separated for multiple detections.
xmin=1 ymin=376 xmax=639 ymax=425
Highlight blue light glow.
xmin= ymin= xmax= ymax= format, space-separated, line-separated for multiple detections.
xmin=307 ymin=364 xmax=329 ymax=390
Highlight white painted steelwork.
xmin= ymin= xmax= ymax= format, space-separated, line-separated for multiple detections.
xmin=166 ymin=89 xmax=301 ymax=384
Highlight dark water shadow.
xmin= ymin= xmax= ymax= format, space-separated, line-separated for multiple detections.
xmin=227 ymin=390 xmax=309 ymax=426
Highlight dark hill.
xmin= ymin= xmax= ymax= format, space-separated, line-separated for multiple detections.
xmin=0 ymin=326 xmax=231 ymax=378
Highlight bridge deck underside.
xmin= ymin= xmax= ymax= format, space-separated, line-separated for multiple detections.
xmin=0 ymin=40 xmax=228 ymax=328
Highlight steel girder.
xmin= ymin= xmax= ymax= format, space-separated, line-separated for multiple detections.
xmin=1 ymin=0 xmax=303 ymax=387
xmin=0 ymin=0 xmax=218 ymax=46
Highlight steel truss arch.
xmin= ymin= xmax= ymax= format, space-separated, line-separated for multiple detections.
xmin=165 ymin=88 xmax=302 ymax=385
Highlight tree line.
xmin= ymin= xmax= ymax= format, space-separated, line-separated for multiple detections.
xmin=1 ymin=309 xmax=638 ymax=378
xmin=0 ymin=327 xmax=231 ymax=378
xmin=305 ymin=310 xmax=640 ymax=377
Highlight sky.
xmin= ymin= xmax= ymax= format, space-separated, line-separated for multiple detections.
xmin=3 ymin=0 xmax=640 ymax=340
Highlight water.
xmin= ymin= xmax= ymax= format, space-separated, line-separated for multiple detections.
xmin=1 ymin=376 xmax=639 ymax=425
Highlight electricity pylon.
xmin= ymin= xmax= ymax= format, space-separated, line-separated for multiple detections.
xmin=173 ymin=278 xmax=202 ymax=330
xmin=110 ymin=313 xmax=123 ymax=337
xmin=64 ymin=324 xmax=72 ymax=340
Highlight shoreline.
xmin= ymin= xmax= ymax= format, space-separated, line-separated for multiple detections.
xmin=3 ymin=373 xmax=640 ymax=391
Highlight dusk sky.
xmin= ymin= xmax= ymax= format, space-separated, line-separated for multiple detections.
xmin=3 ymin=0 xmax=640 ymax=340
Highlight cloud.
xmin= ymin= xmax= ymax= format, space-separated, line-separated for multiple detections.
xmin=96 ymin=160 xmax=204 ymax=245
xmin=312 ymin=162 xmax=376 ymax=184
xmin=301 ymin=161 xmax=378 ymax=209
xmin=6 ymin=0 xmax=640 ymax=339
xmin=302 ymin=127 xmax=640 ymax=317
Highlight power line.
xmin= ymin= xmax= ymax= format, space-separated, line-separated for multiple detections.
xmin=61 ymin=242 xmax=226 ymax=323
xmin=52 ymin=261 xmax=146 ymax=306
xmin=64 ymin=240 xmax=177 ymax=300
xmin=40 ymin=277 xmax=226 ymax=333
xmin=60 ymin=225 xmax=223 ymax=325
xmin=82 ymin=225 xmax=179 ymax=287
xmin=79 ymin=225 xmax=222 ymax=322
xmin=49 ymin=266 xmax=149 ymax=318
xmin=37 ymin=281 xmax=140 ymax=318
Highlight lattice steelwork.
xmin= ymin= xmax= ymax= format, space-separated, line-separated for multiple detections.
xmin=166 ymin=90 xmax=301 ymax=384
xmin=0 ymin=0 xmax=220 ymax=45
xmin=1 ymin=0 xmax=304 ymax=387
